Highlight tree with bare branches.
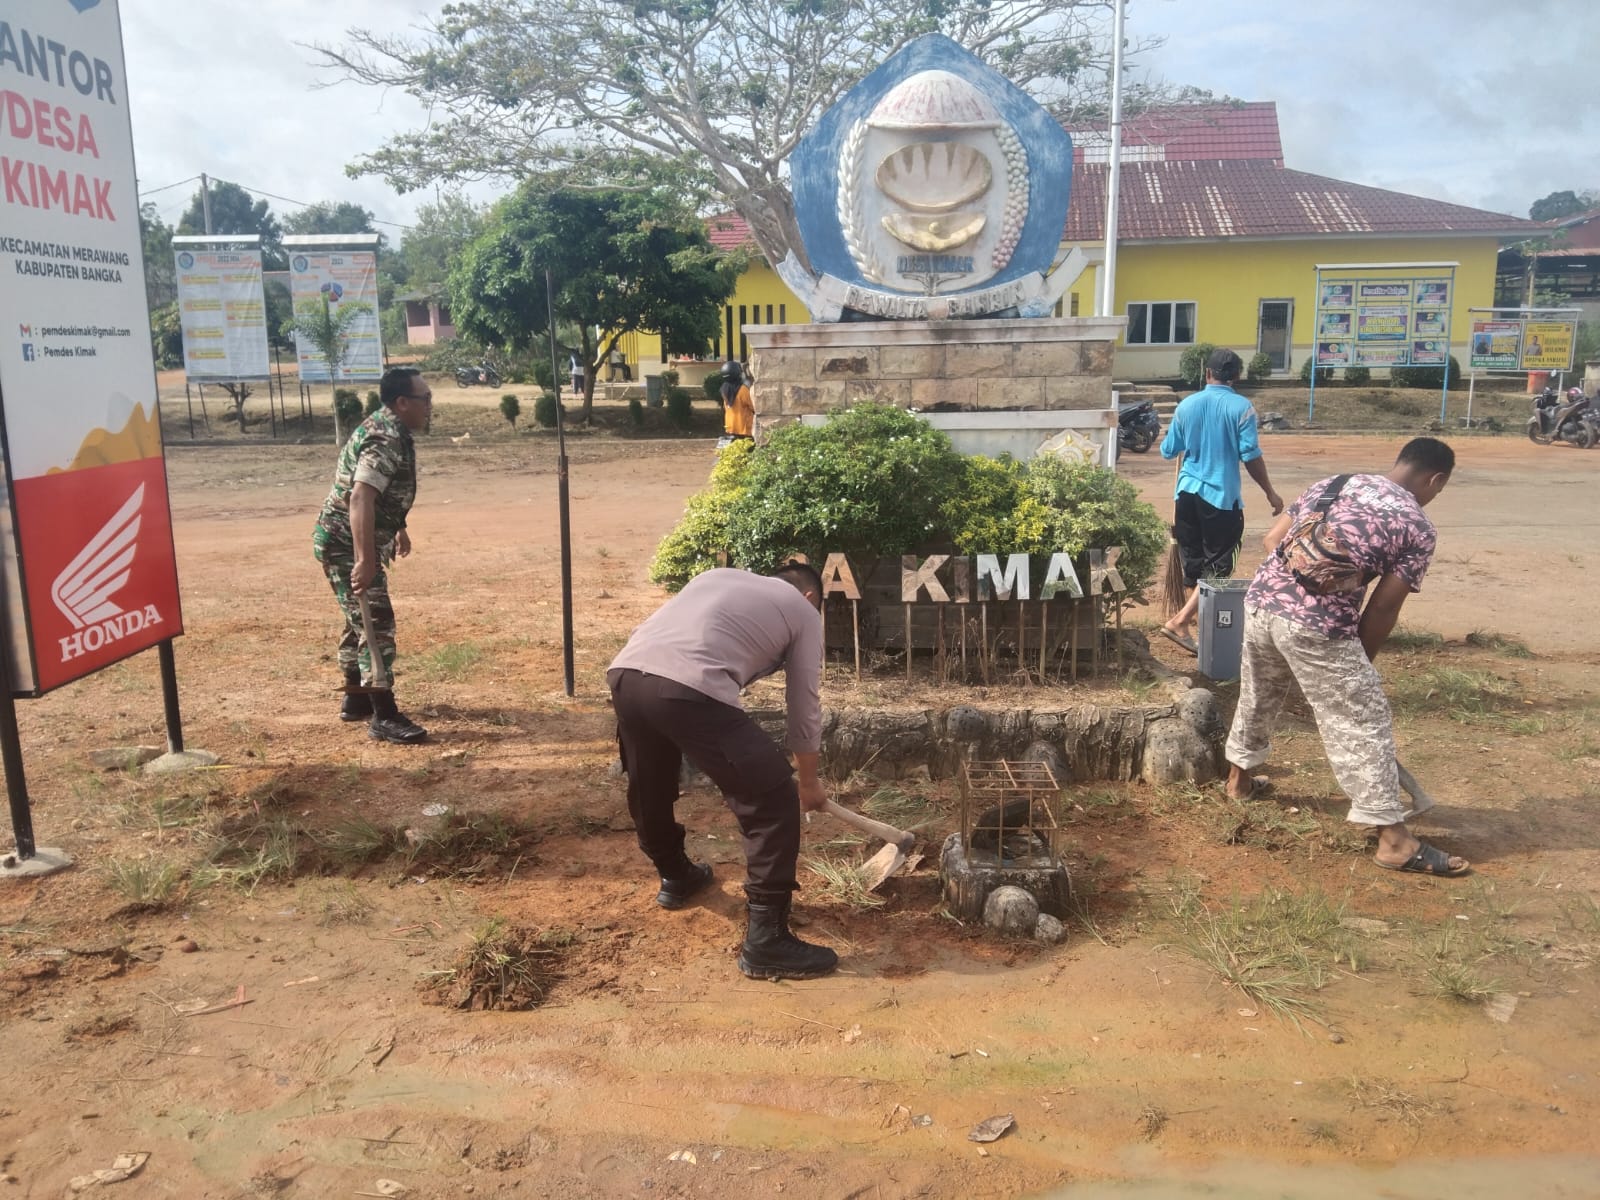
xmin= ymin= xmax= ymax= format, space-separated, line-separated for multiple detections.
xmin=312 ymin=0 xmax=1184 ymax=271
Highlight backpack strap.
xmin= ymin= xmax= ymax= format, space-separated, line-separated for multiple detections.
xmin=1310 ymin=474 xmax=1352 ymax=514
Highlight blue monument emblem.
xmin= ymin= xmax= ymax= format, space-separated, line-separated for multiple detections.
xmin=781 ymin=34 xmax=1075 ymax=322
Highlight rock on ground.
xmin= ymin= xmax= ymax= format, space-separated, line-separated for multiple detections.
xmin=983 ymin=885 xmax=1040 ymax=936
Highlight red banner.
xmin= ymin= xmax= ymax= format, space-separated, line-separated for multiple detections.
xmin=11 ymin=457 xmax=183 ymax=693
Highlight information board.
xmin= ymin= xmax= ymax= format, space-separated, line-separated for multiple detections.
xmin=289 ymin=251 xmax=383 ymax=382
xmin=175 ymin=247 xmax=269 ymax=380
xmin=1468 ymin=316 xmax=1578 ymax=372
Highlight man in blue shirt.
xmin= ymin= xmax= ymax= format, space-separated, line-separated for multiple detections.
xmin=1159 ymin=349 xmax=1283 ymax=653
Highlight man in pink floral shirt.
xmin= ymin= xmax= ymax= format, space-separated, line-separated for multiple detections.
xmin=1223 ymin=438 xmax=1467 ymax=876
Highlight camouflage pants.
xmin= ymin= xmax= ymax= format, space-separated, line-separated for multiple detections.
xmin=312 ymin=531 xmax=396 ymax=686
xmin=1224 ymin=607 xmax=1407 ymax=827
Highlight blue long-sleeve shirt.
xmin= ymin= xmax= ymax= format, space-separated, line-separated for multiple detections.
xmin=1159 ymin=382 xmax=1262 ymax=511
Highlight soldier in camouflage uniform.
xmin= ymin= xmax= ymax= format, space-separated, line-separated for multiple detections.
xmin=312 ymin=367 xmax=432 ymax=744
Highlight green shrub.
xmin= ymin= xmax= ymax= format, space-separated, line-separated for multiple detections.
xmin=533 ymin=392 xmax=562 ymax=429
xmin=650 ymin=405 xmax=1170 ymax=601
xmin=1246 ymin=351 xmax=1274 ymax=382
xmin=1343 ymin=365 xmax=1371 ymax=386
xmin=702 ymin=373 xmax=726 ymax=402
xmin=333 ymin=387 xmax=363 ymax=431
xmin=649 ymin=440 xmax=754 ymax=588
xmin=1178 ymin=343 xmax=1218 ymax=389
xmin=365 ymin=389 xmax=382 ymax=415
xmin=1298 ymin=357 xmax=1333 ymax=385
xmin=531 ymin=359 xmax=554 ymax=391
xmin=666 ymin=387 xmax=694 ymax=429
xmin=1019 ymin=455 xmax=1169 ymax=601
xmin=726 ymin=404 xmax=965 ymax=572
xmin=628 ymin=397 xmax=645 ymax=427
xmin=1390 ymin=356 xmax=1464 ymax=391
xmin=499 ymin=393 xmax=521 ymax=428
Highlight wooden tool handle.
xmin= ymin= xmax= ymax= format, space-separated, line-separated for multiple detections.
xmin=823 ymin=800 xmax=914 ymax=851
xmin=358 ymin=592 xmax=390 ymax=691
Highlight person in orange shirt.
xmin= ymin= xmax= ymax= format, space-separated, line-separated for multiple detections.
xmin=721 ymin=361 xmax=755 ymax=439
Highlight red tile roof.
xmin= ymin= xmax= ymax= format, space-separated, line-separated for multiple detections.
xmin=707 ymin=214 xmax=756 ymax=252
xmin=1067 ymin=161 xmax=1535 ymax=241
xmin=1067 ymin=101 xmax=1283 ymax=165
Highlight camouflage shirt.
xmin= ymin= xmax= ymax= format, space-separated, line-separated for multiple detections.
xmin=314 ymin=407 xmax=417 ymax=549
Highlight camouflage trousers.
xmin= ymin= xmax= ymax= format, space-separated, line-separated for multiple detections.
xmin=1224 ymin=607 xmax=1407 ymax=827
xmin=312 ymin=531 xmax=396 ymax=686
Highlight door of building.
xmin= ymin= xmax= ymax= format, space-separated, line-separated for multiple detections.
xmin=1257 ymin=299 xmax=1293 ymax=373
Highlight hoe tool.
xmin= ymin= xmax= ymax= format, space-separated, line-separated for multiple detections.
xmin=821 ymin=799 xmax=916 ymax=891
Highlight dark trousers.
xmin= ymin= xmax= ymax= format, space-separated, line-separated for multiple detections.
xmin=610 ymin=669 xmax=800 ymax=905
xmin=1173 ymin=492 xmax=1245 ymax=588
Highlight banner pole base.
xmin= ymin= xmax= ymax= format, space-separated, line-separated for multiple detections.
xmin=0 ymin=847 xmax=72 ymax=880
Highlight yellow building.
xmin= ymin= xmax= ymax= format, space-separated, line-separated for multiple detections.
xmin=694 ymin=104 xmax=1535 ymax=382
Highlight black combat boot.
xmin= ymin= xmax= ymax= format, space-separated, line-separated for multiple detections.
xmin=368 ymin=689 xmax=427 ymax=745
xmin=738 ymin=899 xmax=839 ymax=980
xmin=340 ymin=668 xmax=372 ymax=722
xmin=655 ymin=861 xmax=714 ymax=910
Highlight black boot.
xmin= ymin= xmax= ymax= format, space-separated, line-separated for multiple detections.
xmin=368 ymin=689 xmax=427 ymax=745
xmin=656 ymin=861 xmax=714 ymax=910
xmin=738 ymin=899 xmax=839 ymax=980
xmin=340 ymin=668 xmax=372 ymax=722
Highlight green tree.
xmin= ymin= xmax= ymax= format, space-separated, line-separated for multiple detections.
xmin=282 ymin=200 xmax=380 ymax=237
xmin=1529 ymin=189 xmax=1599 ymax=222
xmin=287 ymin=294 xmax=376 ymax=443
xmin=177 ymin=180 xmax=284 ymax=268
xmin=448 ymin=182 xmax=740 ymax=423
xmin=315 ymin=0 xmax=1177 ymax=271
xmin=140 ymin=202 xmax=177 ymax=311
xmin=400 ymin=191 xmax=486 ymax=291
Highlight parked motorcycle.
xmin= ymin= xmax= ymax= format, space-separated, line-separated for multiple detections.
xmin=1118 ymin=400 xmax=1162 ymax=453
xmin=454 ymin=362 xmax=503 ymax=388
xmin=1527 ymin=386 xmax=1595 ymax=448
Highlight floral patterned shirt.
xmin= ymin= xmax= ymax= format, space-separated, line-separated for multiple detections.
xmin=1246 ymin=474 xmax=1435 ymax=639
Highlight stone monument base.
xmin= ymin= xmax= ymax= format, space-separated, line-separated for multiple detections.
xmin=940 ymin=831 xmax=1071 ymax=923
xmin=745 ymin=316 xmax=1126 ymax=438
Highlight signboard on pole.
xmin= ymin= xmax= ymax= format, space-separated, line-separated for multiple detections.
xmin=288 ymin=250 xmax=383 ymax=382
xmin=175 ymin=245 xmax=269 ymax=380
xmin=1468 ymin=315 xmax=1577 ymax=372
xmin=0 ymin=0 xmax=185 ymax=695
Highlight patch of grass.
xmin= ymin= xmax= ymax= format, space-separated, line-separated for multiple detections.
xmin=414 ymin=641 xmax=486 ymax=682
xmin=1387 ymin=628 xmax=1444 ymax=652
xmin=403 ymin=811 xmax=532 ymax=875
xmin=315 ymin=881 xmax=375 ymax=927
xmin=1164 ymin=886 xmax=1362 ymax=1028
xmin=312 ymin=816 xmax=401 ymax=865
xmin=105 ymin=857 xmax=184 ymax=909
xmin=1347 ymin=1077 xmax=1449 ymax=1127
xmin=805 ymin=854 xmax=888 ymax=909
xmin=859 ymin=785 xmax=938 ymax=830
xmin=1424 ymin=928 xmax=1501 ymax=1003
xmin=1464 ymin=630 xmax=1533 ymax=659
xmin=423 ymin=918 xmax=565 ymax=1011
xmin=1390 ymin=666 xmax=1519 ymax=722
xmin=197 ymin=816 xmax=301 ymax=894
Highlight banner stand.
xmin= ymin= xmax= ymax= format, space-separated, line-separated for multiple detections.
xmin=0 ymin=633 xmax=70 ymax=877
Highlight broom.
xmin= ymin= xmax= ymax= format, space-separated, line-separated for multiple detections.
xmin=1161 ymin=455 xmax=1187 ymax=618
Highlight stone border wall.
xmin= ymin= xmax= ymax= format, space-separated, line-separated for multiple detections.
xmin=744 ymin=317 xmax=1126 ymax=431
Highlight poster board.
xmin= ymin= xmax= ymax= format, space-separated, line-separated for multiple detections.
xmin=174 ymin=242 xmax=269 ymax=380
xmin=1468 ymin=315 xmax=1578 ymax=372
xmin=288 ymin=248 xmax=383 ymax=382
xmin=0 ymin=0 xmax=185 ymax=695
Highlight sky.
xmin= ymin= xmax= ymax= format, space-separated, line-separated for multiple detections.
xmin=123 ymin=0 xmax=1599 ymax=238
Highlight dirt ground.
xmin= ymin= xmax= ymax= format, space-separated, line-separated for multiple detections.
xmin=1 ymin=421 xmax=1598 ymax=1198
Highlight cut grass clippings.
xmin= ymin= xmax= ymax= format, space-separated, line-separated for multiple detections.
xmin=1164 ymin=885 xmax=1362 ymax=1029
xmin=806 ymin=854 xmax=888 ymax=909
xmin=422 ymin=918 xmax=565 ymax=1011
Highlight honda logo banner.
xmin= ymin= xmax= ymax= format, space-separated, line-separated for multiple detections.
xmin=0 ymin=0 xmax=184 ymax=694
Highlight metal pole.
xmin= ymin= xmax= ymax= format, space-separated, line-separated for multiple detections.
xmin=1439 ymin=265 xmax=1455 ymax=425
xmin=1309 ymin=267 xmax=1321 ymax=426
xmin=1097 ymin=0 xmax=1126 ymax=318
xmin=157 ymin=640 xmax=184 ymax=753
xmin=200 ymin=172 xmax=213 ymax=236
xmin=1466 ymin=371 xmax=1476 ymax=428
xmin=0 ymin=638 xmax=37 ymax=859
xmin=546 ymin=269 xmax=575 ymax=698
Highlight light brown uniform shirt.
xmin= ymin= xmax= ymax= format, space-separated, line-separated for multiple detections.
xmin=607 ymin=569 xmax=822 ymax=753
